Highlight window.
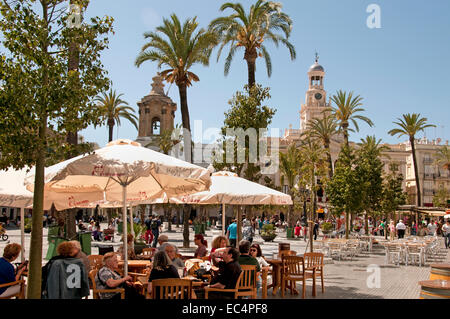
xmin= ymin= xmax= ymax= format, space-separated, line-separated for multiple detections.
xmin=151 ymin=118 xmax=160 ymax=135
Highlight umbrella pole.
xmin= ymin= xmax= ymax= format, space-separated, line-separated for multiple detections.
xmin=222 ymin=204 xmax=226 ymax=236
xmin=122 ymin=185 xmax=128 ymax=276
xmin=20 ymin=207 xmax=25 ymax=262
xmin=129 ymin=204 xmax=134 ymax=251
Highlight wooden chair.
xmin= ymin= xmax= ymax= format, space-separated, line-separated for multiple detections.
xmin=88 ymin=255 xmax=104 ymax=272
xmin=89 ymin=270 xmax=125 ymax=299
xmin=236 ymin=265 xmax=257 ymax=299
xmin=205 ymin=271 xmax=244 ymax=299
xmin=304 ymin=252 xmax=325 ymax=296
xmin=279 ymin=250 xmax=297 ymax=258
xmin=281 ymin=255 xmax=306 ymax=298
xmin=0 ymin=280 xmax=25 ymax=299
xmin=148 ymin=278 xmax=192 ymax=299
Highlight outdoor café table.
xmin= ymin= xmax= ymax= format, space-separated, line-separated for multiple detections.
xmin=265 ymin=258 xmax=282 ymax=295
xmin=118 ymin=260 xmax=152 ymax=273
xmin=419 ymin=280 xmax=450 ymax=299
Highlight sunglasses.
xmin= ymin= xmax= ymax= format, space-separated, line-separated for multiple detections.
xmin=250 ymin=249 xmax=257 ymax=252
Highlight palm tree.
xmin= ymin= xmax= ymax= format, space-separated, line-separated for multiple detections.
xmin=209 ymin=0 xmax=296 ymax=87
xmin=306 ymin=113 xmax=338 ymax=179
xmin=135 ymin=14 xmax=219 ymax=162
xmin=434 ymin=145 xmax=450 ymax=173
xmin=359 ymin=135 xmax=390 ymax=156
xmin=388 ymin=113 xmax=436 ymax=207
xmin=279 ymin=144 xmax=301 ymax=227
xmin=149 ymin=124 xmax=183 ymax=155
xmin=331 ymin=90 xmax=374 ymax=147
xmin=95 ymin=90 xmax=138 ymax=142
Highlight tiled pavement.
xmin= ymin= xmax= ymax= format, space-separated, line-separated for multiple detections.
xmin=1 ymin=224 xmax=448 ymax=299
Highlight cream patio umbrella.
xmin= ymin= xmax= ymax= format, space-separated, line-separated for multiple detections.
xmin=0 ymin=167 xmax=100 ymax=261
xmin=25 ymin=139 xmax=212 ymax=275
xmin=168 ymin=171 xmax=293 ymax=236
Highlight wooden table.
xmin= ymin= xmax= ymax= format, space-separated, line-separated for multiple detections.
xmin=119 ymin=260 xmax=152 ymax=273
xmin=266 ymin=259 xmax=282 ymax=296
xmin=419 ymin=280 xmax=450 ymax=299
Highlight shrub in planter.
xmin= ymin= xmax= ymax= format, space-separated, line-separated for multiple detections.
xmin=261 ymin=224 xmax=277 ymax=242
xmin=321 ymin=222 xmax=333 ymax=234
xmin=24 ymin=217 xmax=32 ymax=233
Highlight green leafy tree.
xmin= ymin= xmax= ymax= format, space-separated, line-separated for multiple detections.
xmin=356 ymin=136 xmax=388 ymax=234
xmin=331 ymin=90 xmax=373 ymax=147
xmin=135 ymin=14 xmax=219 ymax=163
xmin=209 ymin=0 xmax=296 ymax=87
xmin=388 ymin=113 xmax=436 ymax=206
xmin=0 ymin=0 xmax=113 ymax=298
xmin=297 ymin=135 xmax=328 ymax=250
xmin=327 ymin=145 xmax=363 ymax=239
xmin=433 ymin=185 xmax=449 ymax=208
xmin=213 ymin=84 xmax=276 ymax=182
xmin=381 ymin=164 xmax=407 ymax=235
xmin=95 ymin=90 xmax=138 ymax=142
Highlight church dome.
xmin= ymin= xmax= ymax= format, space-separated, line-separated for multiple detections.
xmin=309 ymin=62 xmax=324 ymax=72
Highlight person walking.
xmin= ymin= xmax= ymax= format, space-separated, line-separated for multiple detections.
xmin=151 ymin=215 xmax=162 ymax=248
xmin=226 ymin=219 xmax=238 ymax=248
xmin=389 ymin=221 xmax=396 ymax=241
xmin=443 ymin=219 xmax=450 ymax=249
xmin=313 ymin=220 xmax=320 ymax=240
xmin=396 ymin=220 xmax=406 ymax=239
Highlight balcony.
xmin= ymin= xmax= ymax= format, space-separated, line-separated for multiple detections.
xmin=423 ymin=173 xmax=434 ymax=180
xmin=423 ymin=158 xmax=434 ymax=164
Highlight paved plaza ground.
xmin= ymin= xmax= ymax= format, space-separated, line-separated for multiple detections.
xmin=1 ymin=223 xmax=448 ymax=299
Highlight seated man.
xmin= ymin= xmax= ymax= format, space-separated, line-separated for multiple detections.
xmin=203 ymin=246 xmax=241 ymax=299
xmin=95 ymin=252 xmax=143 ymax=300
xmin=237 ymin=240 xmax=260 ymax=272
xmin=164 ymin=244 xmax=184 ymax=268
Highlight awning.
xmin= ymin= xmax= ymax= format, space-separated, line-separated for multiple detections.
xmin=418 ymin=210 xmax=447 ymax=217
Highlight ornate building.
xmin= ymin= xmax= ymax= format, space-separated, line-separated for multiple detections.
xmin=136 ymin=73 xmax=177 ymax=150
xmin=270 ymin=55 xmax=449 ymax=208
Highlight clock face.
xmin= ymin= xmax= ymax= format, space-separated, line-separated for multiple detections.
xmin=315 ymin=93 xmax=323 ymax=100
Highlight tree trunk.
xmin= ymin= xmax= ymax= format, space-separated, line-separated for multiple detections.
xmin=244 ymin=50 xmax=257 ymax=87
xmin=27 ymin=115 xmax=47 ymax=299
xmin=66 ymin=209 xmax=77 ymax=240
xmin=365 ymin=212 xmax=369 ymax=235
xmin=326 ymin=144 xmax=333 ymax=179
xmin=176 ymin=209 xmax=180 ymax=228
xmin=177 ymin=82 xmax=192 ymax=163
xmin=410 ymin=137 xmax=422 ymax=207
xmin=343 ymin=123 xmax=349 ymax=148
xmin=345 ymin=211 xmax=350 ymax=239
xmin=167 ymin=207 xmax=172 ymax=232
xmin=108 ymin=120 xmax=114 ymax=142
xmin=183 ymin=206 xmax=190 ymax=248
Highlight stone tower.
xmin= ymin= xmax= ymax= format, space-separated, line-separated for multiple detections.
xmin=300 ymin=54 xmax=332 ymax=131
xmin=136 ymin=74 xmax=177 ymax=147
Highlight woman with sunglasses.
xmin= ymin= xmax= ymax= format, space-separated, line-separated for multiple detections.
xmin=249 ymin=244 xmax=270 ymax=291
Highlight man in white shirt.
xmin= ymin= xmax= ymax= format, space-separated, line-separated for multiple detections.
xmin=396 ymin=220 xmax=406 ymax=239
xmin=427 ymin=221 xmax=437 ymax=236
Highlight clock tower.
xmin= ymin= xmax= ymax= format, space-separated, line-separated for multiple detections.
xmin=300 ymin=53 xmax=331 ymax=131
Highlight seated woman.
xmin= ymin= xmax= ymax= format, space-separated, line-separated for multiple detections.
xmin=0 ymin=243 xmax=27 ymax=298
xmin=92 ymin=221 xmax=102 ymax=241
xmin=209 ymin=236 xmax=229 ymax=266
xmin=249 ymin=244 xmax=270 ymax=291
xmin=119 ymin=233 xmax=137 ymax=261
xmin=147 ymin=251 xmax=180 ymax=298
xmin=95 ymin=252 xmax=143 ymax=300
xmin=193 ymin=234 xmax=208 ymax=258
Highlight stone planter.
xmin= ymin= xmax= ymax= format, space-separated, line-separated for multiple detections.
xmin=261 ymin=234 xmax=277 ymax=242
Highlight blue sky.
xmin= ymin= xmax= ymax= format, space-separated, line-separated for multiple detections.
xmin=80 ymin=0 xmax=450 ymax=147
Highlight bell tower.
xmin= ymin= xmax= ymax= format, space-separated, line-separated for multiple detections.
xmin=300 ymin=53 xmax=331 ymax=131
xmin=136 ymin=73 xmax=177 ymax=149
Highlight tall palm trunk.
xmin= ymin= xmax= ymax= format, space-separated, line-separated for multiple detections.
xmin=325 ymin=141 xmax=333 ymax=179
xmin=343 ymin=123 xmax=349 ymax=148
xmin=177 ymin=82 xmax=192 ymax=163
xmin=108 ymin=118 xmax=114 ymax=142
xmin=245 ymin=49 xmax=257 ymax=87
xmin=183 ymin=205 xmax=190 ymax=248
xmin=410 ymin=136 xmax=422 ymax=207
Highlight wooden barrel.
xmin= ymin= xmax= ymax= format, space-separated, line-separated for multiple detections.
xmin=430 ymin=263 xmax=450 ymax=281
xmin=419 ymin=280 xmax=450 ymax=299
xmin=278 ymin=243 xmax=290 ymax=252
